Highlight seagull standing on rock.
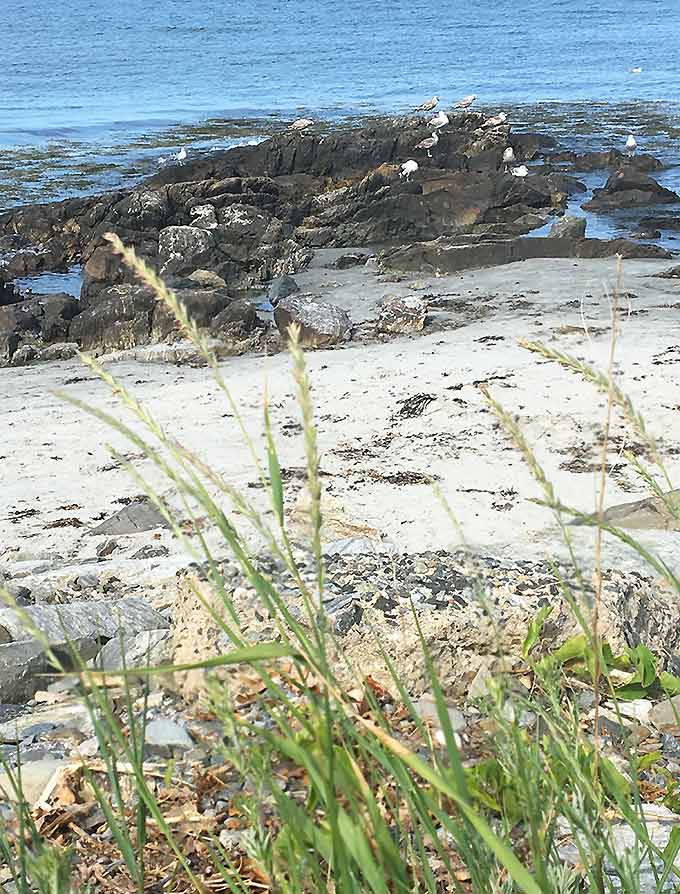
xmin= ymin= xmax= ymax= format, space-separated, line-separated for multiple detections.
xmin=290 ymin=117 xmax=314 ymax=130
xmin=511 ymin=164 xmax=529 ymax=177
xmin=626 ymin=134 xmax=637 ymax=155
xmin=399 ymin=159 xmax=419 ymax=181
xmin=176 ymin=147 xmax=187 ymax=163
xmin=428 ymin=110 xmax=449 ymax=130
xmin=415 ymin=131 xmax=439 ymax=158
xmin=481 ymin=112 xmax=507 ymax=129
xmin=502 ymin=146 xmax=515 ymax=170
xmin=416 ymin=95 xmax=439 ymax=112
xmin=455 ymin=94 xmax=477 ymax=109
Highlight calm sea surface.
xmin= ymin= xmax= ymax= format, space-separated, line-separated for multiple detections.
xmin=2 ymin=0 xmax=680 ymax=213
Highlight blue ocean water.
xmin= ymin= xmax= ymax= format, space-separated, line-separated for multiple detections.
xmin=2 ymin=0 xmax=680 ymax=209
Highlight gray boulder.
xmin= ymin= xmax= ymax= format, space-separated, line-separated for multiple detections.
xmin=583 ymin=168 xmax=680 ymax=210
xmin=210 ymin=298 xmax=263 ymax=338
xmin=269 ymin=274 xmax=300 ymax=302
xmin=549 ymin=216 xmax=587 ymax=239
xmin=274 ymin=294 xmax=351 ymax=347
xmin=94 ymin=629 xmax=171 ymax=671
xmin=69 ymin=284 xmax=155 ymax=353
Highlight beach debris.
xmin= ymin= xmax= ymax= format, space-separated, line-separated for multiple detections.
xmin=396 ymin=393 xmax=437 ymax=418
xmin=415 ymin=95 xmax=439 ymax=112
xmin=399 ymin=159 xmax=419 ymax=181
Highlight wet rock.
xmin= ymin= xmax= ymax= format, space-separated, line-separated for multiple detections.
xmin=545 ymin=149 xmax=663 ymax=173
xmin=268 ymin=274 xmax=300 ymax=302
xmin=90 ymin=498 xmax=170 ymax=535
xmin=94 ymin=629 xmax=171 ymax=671
xmin=583 ymin=167 xmax=680 ymax=211
xmin=377 ymin=294 xmax=428 ymax=334
xmin=157 ymin=225 xmax=215 ymax=276
xmin=274 ymin=294 xmax=351 ymax=347
xmin=639 ymin=214 xmax=680 ymax=232
xmin=549 ymin=216 xmax=586 ymax=239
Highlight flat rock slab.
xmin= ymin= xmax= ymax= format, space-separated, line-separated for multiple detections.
xmin=0 ymin=597 xmax=169 ymax=645
xmin=572 ymin=490 xmax=680 ymax=532
xmin=0 ymin=700 xmax=92 ymax=743
xmin=90 ymin=499 xmax=170 ymax=535
xmin=0 ymin=758 xmax=67 ymax=805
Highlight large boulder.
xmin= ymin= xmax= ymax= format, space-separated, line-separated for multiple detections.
xmin=69 ymin=284 xmax=155 ymax=353
xmin=274 ymin=294 xmax=351 ymax=347
xmin=157 ymin=225 xmax=215 ymax=276
xmin=210 ymin=298 xmax=263 ymax=339
xmin=109 ymin=188 xmax=171 ymax=230
xmin=151 ymin=286 xmax=231 ymax=341
xmin=583 ymin=168 xmax=680 ymax=210
xmin=549 ymin=216 xmax=587 ymax=239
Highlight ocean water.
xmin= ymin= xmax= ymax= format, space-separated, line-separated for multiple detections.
xmin=2 ymin=0 xmax=680 ymax=213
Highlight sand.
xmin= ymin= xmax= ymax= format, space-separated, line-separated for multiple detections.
xmin=2 ymin=251 xmax=680 ymax=592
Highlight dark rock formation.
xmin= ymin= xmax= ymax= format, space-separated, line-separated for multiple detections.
xmin=549 ymin=216 xmax=587 ymax=239
xmin=583 ymin=168 xmax=680 ymax=211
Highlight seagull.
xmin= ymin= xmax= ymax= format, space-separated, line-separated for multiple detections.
xmin=511 ymin=164 xmax=529 ymax=177
xmin=428 ymin=110 xmax=449 ymax=130
xmin=175 ymin=147 xmax=187 ymax=163
xmin=399 ymin=160 xmax=419 ymax=181
xmin=502 ymin=146 xmax=515 ymax=170
xmin=415 ymin=131 xmax=439 ymax=158
xmin=455 ymin=94 xmax=477 ymax=109
xmin=481 ymin=112 xmax=507 ymax=129
xmin=626 ymin=134 xmax=637 ymax=155
xmin=416 ymin=95 xmax=439 ymax=112
xmin=290 ymin=117 xmax=314 ymax=130
xmin=630 ymin=66 xmax=642 ymax=74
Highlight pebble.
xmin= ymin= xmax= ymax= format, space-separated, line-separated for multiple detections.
xmin=145 ymin=718 xmax=194 ymax=751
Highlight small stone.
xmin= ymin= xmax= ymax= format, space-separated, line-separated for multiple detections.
xmin=416 ymin=694 xmax=467 ymax=732
xmin=269 ymin=274 xmax=300 ymax=303
xmin=96 ymin=539 xmax=119 ymax=558
xmin=650 ymin=695 xmax=680 ymax=731
xmin=377 ymin=295 xmax=427 ymax=335
xmin=145 ymin=718 xmax=194 ymax=751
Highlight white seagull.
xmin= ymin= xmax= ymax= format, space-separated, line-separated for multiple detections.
xmin=416 ymin=95 xmax=439 ymax=112
xmin=511 ymin=164 xmax=529 ymax=177
xmin=175 ymin=147 xmax=187 ymax=163
xmin=415 ymin=131 xmax=439 ymax=158
xmin=502 ymin=146 xmax=515 ymax=170
xmin=630 ymin=66 xmax=642 ymax=74
xmin=399 ymin=160 xmax=419 ymax=181
xmin=428 ymin=110 xmax=449 ymax=130
xmin=290 ymin=117 xmax=314 ymax=130
xmin=455 ymin=94 xmax=477 ymax=109
xmin=481 ymin=112 xmax=507 ymax=129
xmin=626 ymin=134 xmax=637 ymax=155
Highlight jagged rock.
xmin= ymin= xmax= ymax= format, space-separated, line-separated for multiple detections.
xmin=90 ymin=498 xmax=170 ymax=535
xmin=655 ymin=265 xmax=680 ymax=279
xmin=274 ymin=294 xmax=351 ymax=347
xmin=189 ymin=204 xmax=218 ymax=230
xmin=583 ymin=168 xmax=680 ymax=210
xmin=0 ymin=293 xmax=79 ymax=363
xmin=157 ymin=225 xmax=215 ymax=276
xmin=549 ymin=216 xmax=587 ymax=239
xmin=110 ymin=189 xmax=171 ymax=230
xmin=377 ymin=294 xmax=428 ymax=334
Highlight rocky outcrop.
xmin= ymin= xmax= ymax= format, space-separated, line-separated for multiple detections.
xmin=583 ymin=168 xmax=680 ymax=211
xmin=543 ymin=149 xmax=663 ymax=173
xmin=381 ymin=235 xmax=672 ymax=275
xmin=274 ymin=294 xmax=352 ymax=347
xmin=0 ymin=293 xmax=79 ymax=364
xmin=377 ymin=295 xmax=428 ymax=334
